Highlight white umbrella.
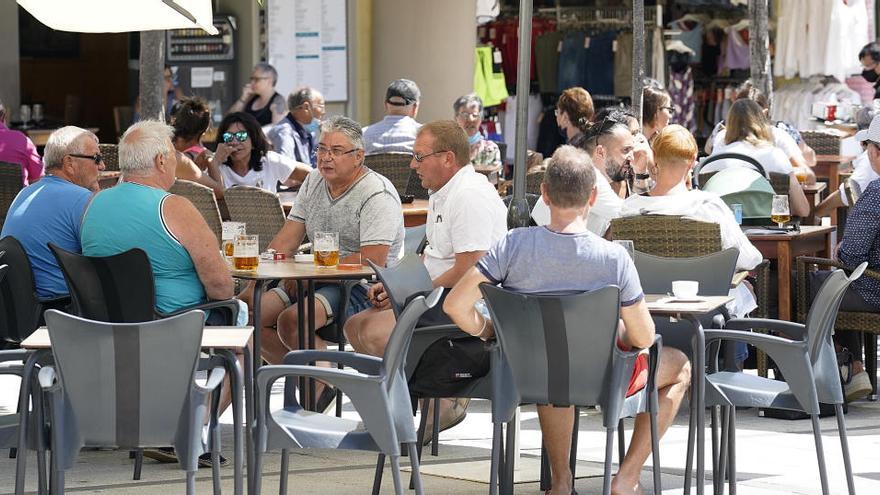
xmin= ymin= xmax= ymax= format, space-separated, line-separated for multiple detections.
xmin=17 ymin=0 xmax=217 ymax=34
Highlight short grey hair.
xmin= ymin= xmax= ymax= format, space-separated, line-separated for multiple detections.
xmin=254 ymin=62 xmax=278 ymax=86
xmin=543 ymin=145 xmax=596 ymax=208
xmin=119 ymin=120 xmax=175 ymax=176
xmin=319 ymin=116 xmax=364 ymax=150
xmin=287 ymin=87 xmax=315 ymax=111
xmin=44 ymin=126 xmax=98 ymax=170
xmin=453 ymin=94 xmax=483 ymax=115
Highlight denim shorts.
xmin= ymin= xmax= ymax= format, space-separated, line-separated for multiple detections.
xmin=313 ymin=282 xmax=372 ymax=323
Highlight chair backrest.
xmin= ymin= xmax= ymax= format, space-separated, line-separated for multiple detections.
xmin=44 ymin=309 xmax=204 ymax=448
xmin=768 ymin=172 xmax=790 ymax=196
xmin=0 ymin=236 xmax=42 ymax=343
xmin=405 ymin=167 xmax=430 ymax=200
xmin=696 ymin=152 xmax=767 ymax=179
xmin=49 ymin=244 xmax=156 ymax=323
xmin=367 ymin=255 xmax=433 ymax=318
xmin=633 ymin=248 xmax=739 ymax=297
xmin=0 ymin=164 xmax=23 ymax=230
xmin=403 ymin=224 xmax=427 ymax=256
xmin=169 ymin=179 xmax=223 ymax=241
xmin=381 ymin=288 xmax=443 ymax=391
xmin=112 ymin=106 xmax=134 ymax=138
xmin=609 ymin=215 xmax=722 ymax=257
xmin=364 ymin=153 xmax=412 ymax=195
xmin=98 ymin=144 xmax=119 ymax=172
xmin=480 ymin=284 xmax=625 ymax=410
xmin=223 ymin=186 xmax=286 ymax=252
xmin=799 ymin=130 xmax=841 ymax=155
xmin=525 ymin=170 xmax=544 ymax=195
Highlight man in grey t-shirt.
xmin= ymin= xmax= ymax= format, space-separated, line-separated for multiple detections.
xmin=240 ymin=116 xmax=404 ymax=381
xmin=445 ymin=146 xmax=691 ymax=495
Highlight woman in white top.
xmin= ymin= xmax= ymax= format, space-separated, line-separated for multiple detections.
xmin=702 ymin=99 xmax=810 ymax=217
xmin=212 ymin=112 xmax=310 ymax=193
xmin=620 ymin=124 xmax=762 ymax=318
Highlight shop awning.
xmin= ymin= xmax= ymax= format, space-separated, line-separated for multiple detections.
xmin=17 ymin=0 xmax=217 ymax=35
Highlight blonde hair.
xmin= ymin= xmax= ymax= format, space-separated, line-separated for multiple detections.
xmin=652 ymin=124 xmax=697 ymax=167
xmin=724 ymin=99 xmax=772 ymax=146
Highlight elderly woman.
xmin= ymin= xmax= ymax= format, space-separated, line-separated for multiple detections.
xmin=453 ymin=94 xmax=502 ymax=183
xmin=228 ymin=62 xmax=287 ymax=126
xmin=211 ymin=112 xmax=310 ymax=194
xmin=555 ymin=87 xmax=595 ymax=149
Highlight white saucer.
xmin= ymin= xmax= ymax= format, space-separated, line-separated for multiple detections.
xmin=294 ymin=254 xmax=314 ymax=263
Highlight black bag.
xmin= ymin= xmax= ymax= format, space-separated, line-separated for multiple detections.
xmin=408 ymin=336 xmax=491 ymax=397
xmin=759 ymin=350 xmax=848 ymax=420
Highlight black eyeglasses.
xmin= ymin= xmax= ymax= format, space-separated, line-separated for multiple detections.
xmin=68 ymin=153 xmax=103 ymax=165
xmin=412 ymin=150 xmax=449 ymax=163
xmin=316 ymin=146 xmax=358 ymax=158
xmin=222 ymin=131 xmax=249 ymax=143
xmin=662 ymin=106 xmax=676 ymax=115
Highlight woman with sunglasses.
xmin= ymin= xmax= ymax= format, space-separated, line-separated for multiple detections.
xmin=212 ymin=112 xmax=310 ymax=193
xmin=642 ymin=86 xmax=674 ymax=141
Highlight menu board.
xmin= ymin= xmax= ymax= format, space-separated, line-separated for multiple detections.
xmin=267 ymin=0 xmax=348 ymax=102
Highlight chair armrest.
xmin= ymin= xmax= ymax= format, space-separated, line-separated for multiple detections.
xmin=0 ymin=349 xmax=28 ymax=363
xmin=159 ymin=299 xmax=240 ymax=324
xmin=192 ymin=366 xmax=226 ymax=394
xmin=798 ymin=256 xmax=880 ymax=280
xmin=256 ymin=364 xmax=381 ymax=402
xmin=282 ymin=349 xmax=383 ymax=375
xmin=38 ymin=366 xmax=59 ymax=391
xmin=724 ymin=318 xmax=807 ymax=340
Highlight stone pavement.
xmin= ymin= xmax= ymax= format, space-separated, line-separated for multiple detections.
xmin=1 ymin=373 xmax=879 ymax=494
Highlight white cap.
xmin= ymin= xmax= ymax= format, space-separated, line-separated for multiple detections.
xmin=860 ymin=114 xmax=880 ymax=143
xmin=856 ymin=129 xmax=869 ymax=143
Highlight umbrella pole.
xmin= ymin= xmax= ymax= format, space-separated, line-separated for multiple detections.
xmin=507 ymin=0 xmax=534 ymax=229
xmin=631 ymin=0 xmax=646 ymax=124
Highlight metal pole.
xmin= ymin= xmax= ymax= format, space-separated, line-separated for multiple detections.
xmin=749 ymin=0 xmax=772 ymax=102
xmin=507 ymin=0 xmax=534 ymax=229
xmin=631 ymin=1 xmax=646 ymax=123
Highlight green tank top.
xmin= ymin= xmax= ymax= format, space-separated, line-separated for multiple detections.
xmin=81 ymin=182 xmax=206 ymax=313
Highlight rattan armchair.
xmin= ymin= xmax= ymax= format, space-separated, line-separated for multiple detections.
xmin=169 ymin=179 xmax=223 ymax=241
xmin=797 ymin=256 xmax=880 ymax=399
xmin=223 ymin=186 xmax=286 ymax=252
xmin=98 ymin=144 xmax=119 ymax=172
xmin=799 ymin=130 xmax=842 ymax=156
xmin=0 ymin=164 xmax=23 ymax=231
xmin=364 ymin=153 xmax=412 ymax=196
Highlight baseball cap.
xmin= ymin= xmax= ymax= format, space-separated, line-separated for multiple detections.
xmin=856 ymin=129 xmax=869 ymax=143
xmin=385 ymin=79 xmax=420 ymax=106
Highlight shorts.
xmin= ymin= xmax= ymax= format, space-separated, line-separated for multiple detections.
xmin=269 ymin=283 xmax=372 ymax=323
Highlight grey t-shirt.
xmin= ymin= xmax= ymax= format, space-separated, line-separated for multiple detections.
xmin=477 ymin=226 xmax=644 ymax=306
xmin=288 ymin=168 xmax=404 ymax=263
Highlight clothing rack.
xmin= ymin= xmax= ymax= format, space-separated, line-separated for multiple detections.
xmin=537 ymin=5 xmax=662 ymax=28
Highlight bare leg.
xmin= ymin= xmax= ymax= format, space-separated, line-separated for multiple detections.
xmin=537 ymin=405 xmax=575 ymax=495
xmin=257 ymin=291 xmax=293 ymax=364
xmin=276 ymin=297 xmax=332 ymax=401
xmin=611 ymin=347 xmax=691 ymax=495
xmin=343 ymin=308 xmax=397 ymax=357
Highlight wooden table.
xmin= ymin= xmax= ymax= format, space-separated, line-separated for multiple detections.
xmin=745 ymin=225 xmax=836 ymax=322
xmin=25 ymin=127 xmax=100 ymax=147
xmin=801 ymin=182 xmax=827 ymax=225
xmin=22 ymin=325 xmax=253 ymax=495
xmin=279 ymin=191 xmax=430 ymax=227
xmin=645 ymin=294 xmax=734 ymax=495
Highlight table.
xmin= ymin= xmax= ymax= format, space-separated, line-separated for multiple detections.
xmin=745 ymin=225 xmax=836 ymax=322
xmin=25 ymin=127 xmax=100 ymax=147
xmin=22 ymin=325 xmax=253 ymax=495
xmin=279 ymin=191 xmax=430 ymax=227
xmin=645 ymin=294 xmax=734 ymax=495
xmin=801 ymin=182 xmax=827 ymax=225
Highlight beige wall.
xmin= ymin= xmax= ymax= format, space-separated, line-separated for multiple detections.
xmin=0 ymin=0 xmax=20 ymax=118
xmin=370 ymin=0 xmax=476 ymax=124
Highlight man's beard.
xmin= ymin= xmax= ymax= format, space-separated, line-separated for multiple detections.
xmin=606 ymin=157 xmax=630 ymax=183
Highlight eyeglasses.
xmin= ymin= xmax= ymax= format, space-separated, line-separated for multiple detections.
xmin=662 ymin=106 xmax=676 ymax=115
xmin=457 ymin=111 xmax=482 ymax=120
xmin=249 ymin=76 xmax=272 ymax=83
xmin=316 ymin=146 xmax=358 ymax=158
xmin=413 ymin=150 xmax=449 ymax=163
xmin=222 ymin=131 xmax=249 ymax=143
xmin=68 ymin=153 xmax=103 ymax=165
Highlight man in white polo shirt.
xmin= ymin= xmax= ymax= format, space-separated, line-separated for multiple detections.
xmin=345 ymin=119 xmax=507 ymax=437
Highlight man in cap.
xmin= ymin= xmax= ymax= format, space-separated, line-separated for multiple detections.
xmin=363 ymin=78 xmax=422 ymax=155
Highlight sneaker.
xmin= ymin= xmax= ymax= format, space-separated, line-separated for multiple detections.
xmin=845 ymin=370 xmax=872 ymax=402
xmin=142 ymin=447 xmax=178 ymax=464
xmin=421 ymin=398 xmax=470 ymax=446
xmin=198 ymin=452 xmax=229 ymax=468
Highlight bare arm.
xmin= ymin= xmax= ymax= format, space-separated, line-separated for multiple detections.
xmin=163 ymin=195 xmax=233 ymax=301
xmin=432 ymin=251 xmax=487 ymax=288
xmin=267 ymin=219 xmax=308 ymax=255
xmin=176 ymin=152 xmax=225 ymax=199
xmin=360 ymin=244 xmax=391 ymax=268
xmin=619 ymin=298 xmax=655 ymax=349
xmin=788 ymin=173 xmax=811 ymax=218
xmin=444 ymin=267 xmax=492 ymax=337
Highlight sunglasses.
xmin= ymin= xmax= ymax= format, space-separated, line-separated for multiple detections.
xmin=222 ymin=131 xmax=249 ymax=143
xmin=68 ymin=153 xmax=103 ymax=165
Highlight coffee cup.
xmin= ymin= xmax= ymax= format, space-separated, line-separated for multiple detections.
xmin=671 ymin=280 xmax=699 ymax=299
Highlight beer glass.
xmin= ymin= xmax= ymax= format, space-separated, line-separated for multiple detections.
xmin=233 ymin=234 xmax=259 ymax=271
xmin=313 ymin=232 xmax=339 ymax=268
xmin=221 ymin=221 xmax=246 ymax=258
xmin=770 ymin=195 xmax=790 ymax=228
xmin=613 ymin=240 xmax=635 ymax=259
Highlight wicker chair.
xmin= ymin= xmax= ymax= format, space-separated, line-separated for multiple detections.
xmin=364 ymin=153 xmax=412 ymax=196
xmin=799 ymin=130 xmax=842 ymax=155
xmin=405 ymin=168 xmax=429 ymax=200
xmin=98 ymin=144 xmax=119 ymax=172
xmin=0 ymin=164 xmax=23 ymax=230
xmin=223 ymin=186 xmax=286 ymax=252
xmin=797 ymin=256 xmax=880 ymax=399
xmin=169 ymin=179 xmax=223 ymax=241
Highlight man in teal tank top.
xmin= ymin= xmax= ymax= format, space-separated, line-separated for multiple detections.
xmin=81 ymin=120 xmax=233 ymax=314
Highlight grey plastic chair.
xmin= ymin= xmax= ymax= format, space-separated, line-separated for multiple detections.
xmin=480 ymin=284 xmax=662 ymax=495
xmin=403 ymin=224 xmax=427 ymax=256
xmin=633 ymin=248 xmax=737 ymax=494
xmin=37 ymin=310 xmax=226 ymax=495
xmin=253 ymin=288 xmax=442 ymax=495
xmin=703 ymin=265 xmax=865 ymax=495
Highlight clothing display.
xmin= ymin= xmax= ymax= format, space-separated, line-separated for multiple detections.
xmin=498 ymin=94 xmax=542 ymax=162
xmin=771 ymin=78 xmax=862 ymax=130
xmin=474 ymin=46 xmax=510 ymax=107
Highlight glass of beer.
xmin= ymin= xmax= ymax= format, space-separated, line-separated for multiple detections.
xmin=233 ymin=234 xmax=259 ymax=271
xmin=795 ymin=169 xmax=808 ymax=185
xmin=221 ymin=221 xmax=246 ymax=258
xmin=313 ymin=232 xmax=339 ymax=268
xmin=770 ymin=195 xmax=791 ymax=228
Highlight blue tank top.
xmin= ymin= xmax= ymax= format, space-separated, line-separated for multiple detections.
xmin=80 ymin=182 xmax=206 ymax=313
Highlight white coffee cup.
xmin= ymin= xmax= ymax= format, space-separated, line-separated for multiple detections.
xmin=671 ymin=280 xmax=699 ymax=299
